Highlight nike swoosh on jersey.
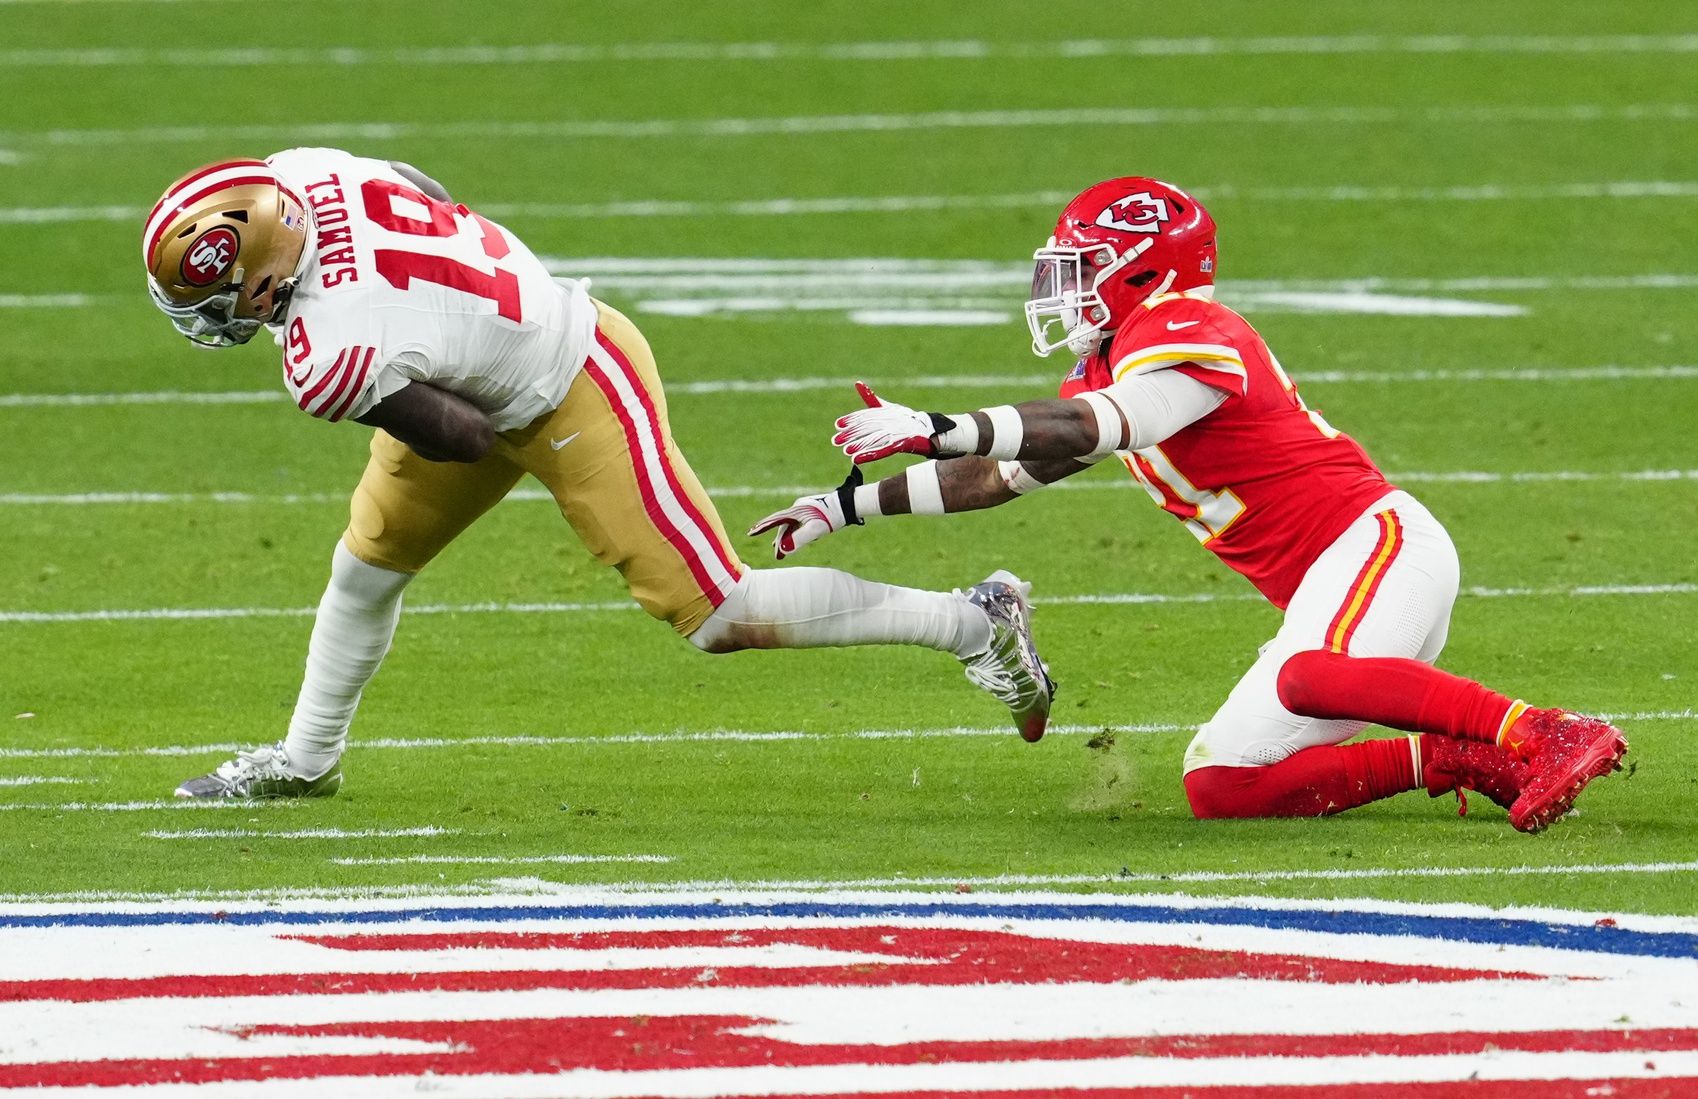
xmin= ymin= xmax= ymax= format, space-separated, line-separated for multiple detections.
xmin=550 ymin=431 xmax=582 ymax=451
xmin=1166 ymin=320 xmax=1201 ymax=330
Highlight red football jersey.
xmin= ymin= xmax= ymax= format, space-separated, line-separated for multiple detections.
xmin=1060 ymin=291 xmax=1394 ymax=609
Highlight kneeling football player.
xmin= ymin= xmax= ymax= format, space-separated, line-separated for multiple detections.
xmin=756 ymin=177 xmax=1626 ymax=833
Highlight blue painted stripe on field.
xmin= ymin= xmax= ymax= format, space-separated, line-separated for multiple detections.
xmin=3 ymin=900 xmax=1694 ymax=958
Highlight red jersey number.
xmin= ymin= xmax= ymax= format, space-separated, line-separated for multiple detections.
xmin=358 ymin=180 xmax=523 ymax=323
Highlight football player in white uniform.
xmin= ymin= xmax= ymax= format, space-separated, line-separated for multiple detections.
xmin=143 ymin=150 xmax=1054 ymax=798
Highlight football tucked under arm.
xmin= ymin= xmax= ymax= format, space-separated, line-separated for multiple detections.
xmin=355 ymin=381 xmax=495 ymax=463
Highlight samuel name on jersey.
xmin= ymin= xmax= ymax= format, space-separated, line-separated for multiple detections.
xmin=265 ymin=147 xmax=596 ymax=431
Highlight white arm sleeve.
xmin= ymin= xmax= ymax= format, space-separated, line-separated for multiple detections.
xmin=1096 ymin=368 xmax=1227 ymax=450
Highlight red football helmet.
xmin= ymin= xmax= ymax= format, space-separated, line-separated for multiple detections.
xmin=1025 ymin=177 xmax=1217 ymax=357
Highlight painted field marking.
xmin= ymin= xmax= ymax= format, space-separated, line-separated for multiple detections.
xmin=4 ymin=364 xmax=1694 ymax=413
xmin=1 ymin=891 xmax=1693 ymax=1095
xmin=143 ymin=826 xmax=458 ymax=840
xmin=4 ymin=34 xmax=1698 ymax=68
xmin=4 ymin=467 xmax=1696 ymax=509
xmin=0 ymin=775 xmax=87 ymax=787
xmin=328 ymin=854 xmax=674 ymax=867
xmin=0 ymin=800 xmax=305 ymax=812
xmin=12 ymin=180 xmax=1698 ymax=226
xmin=574 ymin=860 xmax=1698 ymax=894
xmin=1 ymin=711 xmax=1688 ymax=765
xmin=1 ymin=580 xmax=1692 ymax=626
xmin=0 ymin=293 xmax=91 ymax=308
xmin=5 ymin=103 xmax=1694 ymax=148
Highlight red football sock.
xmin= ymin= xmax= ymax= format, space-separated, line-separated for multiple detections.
xmin=1277 ymin=650 xmax=1525 ymax=747
xmin=1184 ymin=737 xmax=1426 ymax=819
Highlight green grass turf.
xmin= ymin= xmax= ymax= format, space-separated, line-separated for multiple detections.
xmin=1 ymin=1 xmax=1695 ymax=913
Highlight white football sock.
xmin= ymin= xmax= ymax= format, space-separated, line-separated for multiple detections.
xmin=688 ymin=567 xmax=992 ymax=658
xmin=282 ymin=542 xmax=412 ymax=779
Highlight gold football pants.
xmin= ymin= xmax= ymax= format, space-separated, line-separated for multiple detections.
xmin=342 ymin=301 xmax=745 ymax=636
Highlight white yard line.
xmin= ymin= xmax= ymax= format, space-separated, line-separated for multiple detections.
xmin=0 ymin=800 xmax=301 ymax=812
xmin=1 ymin=711 xmax=1689 ymax=765
xmin=1 ymin=581 xmax=1692 ymax=626
xmin=0 ymin=293 xmax=91 ymax=308
xmin=5 ymin=35 xmax=1697 ymax=68
xmin=3 ymin=364 xmax=1693 ymax=412
xmin=0 ymin=776 xmax=87 ymax=787
xmin=12 ymin=181 xmax=1698 ymax=226
xmin=5 ymin=104 xmax=1693 ymax=148
xmin=328 ymin=853 xmax=674 ymax=867
xmin=4 ymin=468 xmax=1695 ymax=509
xmin=505 ymin=860 xmax=1698 ymax=894
xmin=142 ymin=826 xmax=458 ymax=840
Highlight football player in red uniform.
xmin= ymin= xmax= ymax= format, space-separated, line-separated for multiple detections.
xmin=754 ymin=178 xmax=1626 ymax=832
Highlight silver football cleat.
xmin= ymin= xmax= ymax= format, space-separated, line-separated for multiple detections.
xmin=960 ymin=569 xmax=1056 ymax=742
xmin=175 ymin=743 xmax=343 ymax=800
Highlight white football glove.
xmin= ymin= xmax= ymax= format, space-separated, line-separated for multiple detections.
xmin=831 ymin=381 xmax=958 ymax=464
xmin=748 ymin=467 xmax=866 ymax=560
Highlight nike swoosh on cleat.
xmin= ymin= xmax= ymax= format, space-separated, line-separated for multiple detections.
xmin=1166 ymin=320 xmax=1201 ymax=330
xmin=550 ymin=431 xmax=582 ymax=451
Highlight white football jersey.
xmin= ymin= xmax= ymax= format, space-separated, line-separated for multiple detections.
xmin=266 ymin=147 xmax=595 ymax=430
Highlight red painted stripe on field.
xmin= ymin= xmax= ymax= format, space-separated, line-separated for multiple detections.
xmin=595 ymin=328 xmax=741 ymax=591
xmin=3 ymin=927 xmax=1541 ymax=1004
xmin=3 ymin=1017 xmax=1693 ymax=1089
xmin=583 ymin=349 xmax=727 ymax=608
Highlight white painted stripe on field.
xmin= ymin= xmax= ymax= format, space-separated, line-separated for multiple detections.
xmin=0 ymin=293 xmax=91 ymax=308
xmin=1 ymin=1048 xmax=1694 ymax=1097
xmin=19 ymin=180 xmax=1698 ymax=227
xmin=1 ymin=711 xmax=1687 ymax=765
xmin=143 ymin=825 xmax=457 ymax=840
xmin=0 ymin=800 xmax=301 ymax=812
xmin=0 ymin=775 xmax=86 ymax=787
xmin=4 ymin=364 xmax=1693 ymax=411
xmin=7 ymin=103 xmax=1694 ymax=147
xmin=328 ymin=853 xmax=673 ymax=867
xmin=589 ymin=861 xmax=1698 ymax=894
xmin=2 ymin=580 xmax=1690 ymax=626
xmin=7 ymin=35 xmax=1698 ymax=68
xmin=0 ymin=389 xmax=284 ymax=407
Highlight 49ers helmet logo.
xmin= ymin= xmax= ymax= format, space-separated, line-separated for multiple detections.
xmin=1095 ymin=191 xmax=1171 ymax=234
xmin=181 ymin=225 xmax=240 ymax=287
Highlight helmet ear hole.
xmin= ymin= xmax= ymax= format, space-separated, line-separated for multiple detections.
xmin=1127 ymin=270 xmax=1160 ymax=287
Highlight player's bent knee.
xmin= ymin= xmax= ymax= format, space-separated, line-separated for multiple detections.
xmin=1276 ymin=649 xmax=1338 ymax=716
xmin=1184 ymin=766 xmax=1262 ymax=820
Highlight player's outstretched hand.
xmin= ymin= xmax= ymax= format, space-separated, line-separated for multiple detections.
xmin=832 ymin=381 xmax=943 ymax=464
xmin=748 ymin=467 xmax=866 ymax=560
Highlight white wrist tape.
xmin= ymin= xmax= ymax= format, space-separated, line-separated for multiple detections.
xmin=997 ymin=460 xmax=1046 ymax=496
xmin=931 ymin=415 xmax=980 ymax=456
xmin=904 ymin=461 xmax=946 ymax=515
xmin=981 ymin=405 xmax=1024 ymax=460
xmin=1077 ymin=390 xmax=1129 ymax=457
xmin=851 ymin=481 xmax=883 ymax=520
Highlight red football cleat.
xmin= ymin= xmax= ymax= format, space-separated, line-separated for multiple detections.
xmin=1506 ymin=709 xmax=1629 ymax=833
xmin=1423 ymin=736 xmax=1528 ymax=816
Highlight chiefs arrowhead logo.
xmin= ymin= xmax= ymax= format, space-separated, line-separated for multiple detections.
xmin=181 ymin=225 xmax=240 ymax=287
xmin=1095 ymin=191 xmax=1171 ymax=234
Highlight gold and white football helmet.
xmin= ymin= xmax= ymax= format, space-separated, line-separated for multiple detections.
xmin=142 ymin=159 xmax=309 ymax=348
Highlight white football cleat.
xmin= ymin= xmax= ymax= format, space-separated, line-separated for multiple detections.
xmin=960 ymin=570 xmax=1056 ymax=742
xmin=175 ymin=743 xmax=343 ymax=800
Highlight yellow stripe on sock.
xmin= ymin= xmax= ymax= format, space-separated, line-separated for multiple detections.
xmin=1496 ymin=700 xmax=1532 ymax=752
